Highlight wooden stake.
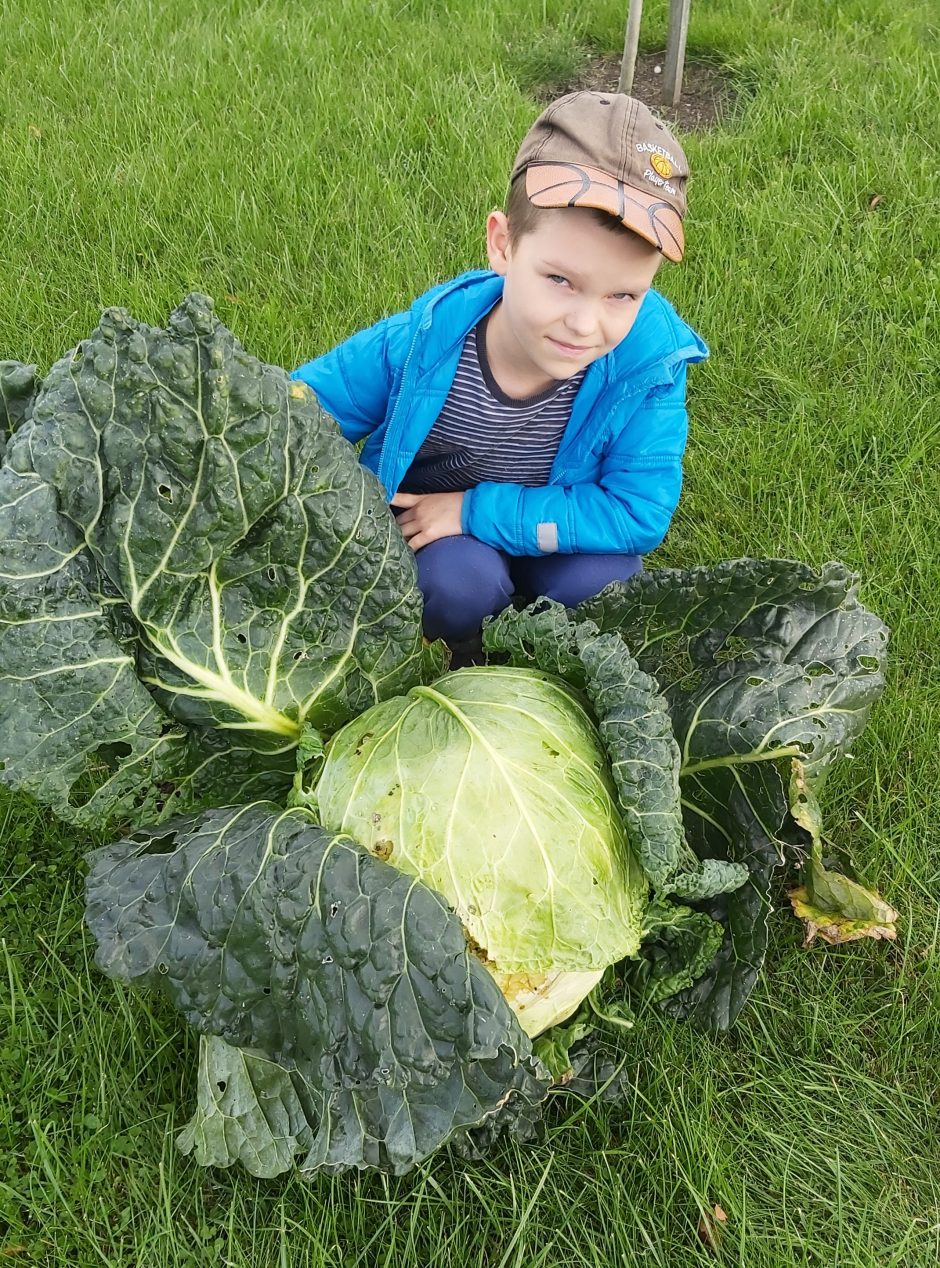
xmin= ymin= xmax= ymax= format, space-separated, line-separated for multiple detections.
xmin=662 ymin=0 xmax=692 ymax=106
xmin=618 ymin=0 xmax=644 ymax=95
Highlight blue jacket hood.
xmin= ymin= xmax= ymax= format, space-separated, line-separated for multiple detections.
xmin=401 ymin=268 xmax=707 ymax=394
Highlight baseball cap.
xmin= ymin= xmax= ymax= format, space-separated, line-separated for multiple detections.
xmin=510 ymin=91 xmax=689 ymax=262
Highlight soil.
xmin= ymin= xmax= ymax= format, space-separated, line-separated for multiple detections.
xmin=534 ymin=51 xmax=734 ymax=132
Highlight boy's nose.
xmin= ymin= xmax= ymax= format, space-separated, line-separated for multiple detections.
xmin=563 ymin=304 xmax=597 ymax=338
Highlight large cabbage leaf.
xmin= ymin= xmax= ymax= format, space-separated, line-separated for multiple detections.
xmin=0 ymin=295 xmax=434 ymax=829
xmin=85 ymin=802 xmax=550 ymax=1176
xmin=574 ymin=559 xmax=890 ymax=1027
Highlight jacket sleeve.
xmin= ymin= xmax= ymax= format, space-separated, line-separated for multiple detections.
xmin=289 ymin=310 xmax=411 ymax=445
xmin=461 ymin=364 xmax=690 ymax=557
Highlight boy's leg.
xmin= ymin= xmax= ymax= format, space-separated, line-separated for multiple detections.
xmin=509 ymin=552 xmax=643 ymax=608
xmin=415 ymin=536 xmax=514 ymax=641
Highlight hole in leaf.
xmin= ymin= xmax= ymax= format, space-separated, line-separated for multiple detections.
xmin=68 ymin=742 xmax=137 ymax=808
xmin=745 ymin=676 xmax=763 ymax=687
xmin=262 ymin=987 xmax=271 ymax=995
xmin=157 ymin=484 xmax=173 ymax=501
xmin=713 ymin=635 xmax=751 ymax=664
xmin=267 ymin=567 xmax=276 ymax=582
xmin=94 ymin=741 xmax=133 ymax=769
xmin=216 ymin=1080 xmax=227 ymax=1093
xmin=157 ymin=963 xmax=168 ymax=975
xmin=135 ymin=831 xmax=176 ymax=855
xmin=323 ymin=955 xmax=334 ymax=965
xmin=236 ymin=632 xmax=247 ymax=644
xmin=804 ymin=662 xmax=832 ymax=678
xmin=858 ymin=655 xmax=880 ymax=670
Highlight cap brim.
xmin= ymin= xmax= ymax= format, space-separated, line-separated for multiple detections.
xmin=525 ymin=162 xmax=685 ymax=263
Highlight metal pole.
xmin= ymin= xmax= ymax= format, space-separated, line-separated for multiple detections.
xmin=618 ymin=0 xmax=644 ymax=95
xmin=662 ymin=0 xmax=692 ymax=107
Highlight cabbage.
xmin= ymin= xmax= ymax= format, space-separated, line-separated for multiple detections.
xmin=0 ymin=295 xmax=895 ymax=1179
xmin=316 ymin=666 xmax=646 ymax=1034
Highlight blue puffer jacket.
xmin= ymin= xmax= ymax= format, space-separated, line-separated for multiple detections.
xmin=291 ymin=268 xmax=707 ymax=557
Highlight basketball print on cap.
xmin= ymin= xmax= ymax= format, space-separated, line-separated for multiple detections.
xmin=525 ymin=160 xmax=685 ymax=263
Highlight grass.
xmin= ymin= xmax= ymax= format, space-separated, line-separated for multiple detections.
xmin=1 ymin=0 xmax=939 ymax=1263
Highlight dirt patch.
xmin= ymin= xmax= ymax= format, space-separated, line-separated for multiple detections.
xmin=534 ymin=51 xmax=734 ymax=131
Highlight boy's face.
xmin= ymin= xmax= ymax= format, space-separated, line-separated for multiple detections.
xmin=485 ymin=206 xmax=663 ymax=386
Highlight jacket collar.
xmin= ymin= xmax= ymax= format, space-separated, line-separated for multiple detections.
xmin=407 ymin=268 xmax=707 ymax=392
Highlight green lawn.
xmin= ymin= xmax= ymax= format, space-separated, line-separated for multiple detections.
xmin=2 ymin=0 xmax=939 ymax=1264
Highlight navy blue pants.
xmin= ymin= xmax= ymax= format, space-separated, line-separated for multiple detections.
xmin=415 ymin=535 xmax=642 ymax=642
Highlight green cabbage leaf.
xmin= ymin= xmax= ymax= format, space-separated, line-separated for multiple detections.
xmin=85 ymin=803 xmax=550 ymax=1176
xmin=0 ymin=296 xmax=435 ymax=830
xmin=0 ymin=360 xmax=39 ymax=443
xmin=574 ymin=559 xmax=891 ymax=1027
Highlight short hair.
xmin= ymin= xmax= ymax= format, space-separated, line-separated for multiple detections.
xmin=505 ymin=172 xmax=647 ymax=249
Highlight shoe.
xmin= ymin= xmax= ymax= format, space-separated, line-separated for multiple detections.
xmin=446 ymin=634 xmax=484 ymax=670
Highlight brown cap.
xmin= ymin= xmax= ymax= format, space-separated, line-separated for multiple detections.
xmin=510 ymin=91 xmax=689 ymax=262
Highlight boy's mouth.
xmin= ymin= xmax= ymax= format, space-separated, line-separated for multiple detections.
xmin=548 ymin=337 xmax=591 ymax=355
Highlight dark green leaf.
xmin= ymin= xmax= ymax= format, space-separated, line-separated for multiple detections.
xmin=570 ymin=559 xmax=890 ymax=1027
xmin=1 ymin=295 xmax=430 ymax=828
xmin=625 ymin=898 xmax=724 ymax=1006
xmin=577 ymin=558 xmax=888 ymax=689
xmin=662 ymin=760 xmax=811 ymax=1030
xmin=85 ymin=802 xmax=550 ymax=1176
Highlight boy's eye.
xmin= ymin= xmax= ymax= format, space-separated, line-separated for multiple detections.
xmin=547 ymin=274 xmax=637 ymax=302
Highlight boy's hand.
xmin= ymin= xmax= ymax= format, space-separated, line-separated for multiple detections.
xmin=391 ymin=491 xmax=464 ymax=551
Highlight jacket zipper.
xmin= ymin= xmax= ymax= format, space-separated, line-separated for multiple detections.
xmin=377 ymin=321 xmax=423 ymax=493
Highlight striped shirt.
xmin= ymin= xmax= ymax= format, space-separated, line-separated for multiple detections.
xmin=399 ymin=311 xmax=586 ymax=493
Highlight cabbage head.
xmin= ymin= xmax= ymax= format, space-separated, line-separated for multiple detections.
xmin=315 ymin=666 xmax=647 ymax=1035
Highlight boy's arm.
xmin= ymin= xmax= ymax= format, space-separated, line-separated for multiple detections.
xmin=290 ymin=310 xmax=410 ymax=444
xmin=461 ymin=365 xmax=690 ymax=556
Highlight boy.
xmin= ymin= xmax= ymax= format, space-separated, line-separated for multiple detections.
xmin=291 ymin=91 xmax=707 ymax=647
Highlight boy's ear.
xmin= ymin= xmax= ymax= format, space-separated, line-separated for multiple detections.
xmin=485 ymin=211 xmax=512 ymax=275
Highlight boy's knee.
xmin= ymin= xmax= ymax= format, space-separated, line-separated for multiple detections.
xmin=417 ymin=537 xmax=513 ymax=641
xmin=514 ymin=553 xmax=643 ymax=609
